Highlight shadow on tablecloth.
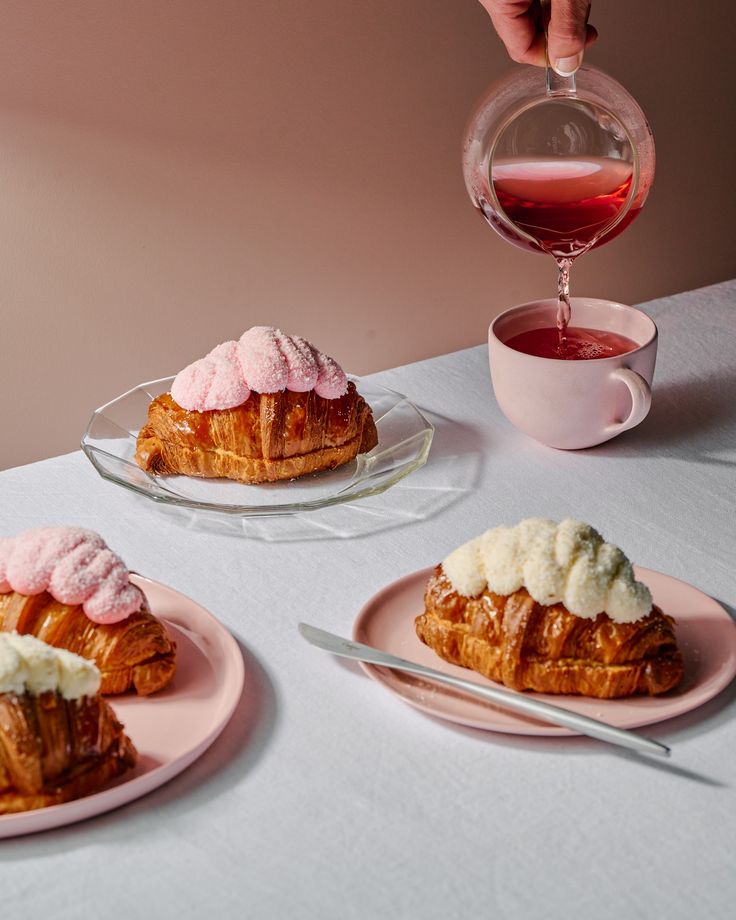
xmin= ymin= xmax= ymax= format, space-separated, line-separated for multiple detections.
xmin=586 ymin=369 xmax=736 ymax=465
xmin=335 ymin=606 xmax=736 ymax=790
xmin=141 ymin=408 xmax=486 ymax=542
xmin=1 ymin=637 xmax=278 ymax=853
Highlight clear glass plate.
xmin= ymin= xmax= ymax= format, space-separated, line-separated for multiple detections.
xmin=81 ymin=377 xmax=434 ymax=516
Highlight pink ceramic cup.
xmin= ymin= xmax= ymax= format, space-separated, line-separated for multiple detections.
xmin=489 ymin=297 xmax=658 ymax=449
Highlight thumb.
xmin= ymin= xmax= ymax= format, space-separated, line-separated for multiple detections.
xmin=547 ymin=0 xmax=591 ymax=76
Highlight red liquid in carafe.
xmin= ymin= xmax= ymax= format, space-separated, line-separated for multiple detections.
xmin=491 ymin=156 xmax=637 ymax=258
xmin=504 ymin=326 xmax=639 ymax=360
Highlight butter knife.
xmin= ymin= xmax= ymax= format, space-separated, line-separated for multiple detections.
xmin=298 ymin=622 xmax=670 ymax=757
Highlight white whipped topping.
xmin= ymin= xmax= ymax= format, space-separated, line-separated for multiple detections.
xmin=442 ymin=518 xmax=652 ymax=623
xmin=0 ymin=633 xmax=101 ymax=700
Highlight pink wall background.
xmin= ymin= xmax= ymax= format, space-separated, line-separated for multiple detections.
xmin=1 ymin=0 xmax=734 ymax=469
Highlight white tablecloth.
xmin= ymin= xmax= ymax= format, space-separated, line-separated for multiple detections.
xmin=1 ymin=281 xmax=735 ymax=919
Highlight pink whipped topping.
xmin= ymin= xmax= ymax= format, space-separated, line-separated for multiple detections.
xmin=0 ymin=528 xmax=143 ymax=625
xmin=170 ymin=326 xmax=348 ymax=412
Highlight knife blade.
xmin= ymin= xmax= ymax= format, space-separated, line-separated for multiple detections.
xmin=298 ymin=622 xmax=670 ymax=757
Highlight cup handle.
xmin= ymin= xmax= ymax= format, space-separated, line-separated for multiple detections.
xmin=604 ymin=368 xmax=652 ymax=435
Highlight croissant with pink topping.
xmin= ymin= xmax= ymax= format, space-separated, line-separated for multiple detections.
xmin=134 ymin=327 xmax=378 ymax=484
xmin=0 ymin=528 xmax=176 ymax=696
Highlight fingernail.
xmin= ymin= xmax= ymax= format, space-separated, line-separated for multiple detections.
xmin=553 ymin=53 xmax=583 ymax=76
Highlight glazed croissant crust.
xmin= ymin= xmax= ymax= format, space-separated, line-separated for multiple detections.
xmin=415 ymin=566 xmax=683 ymax=698
xmin=135 ymin=381 xmax=378 ymax=484
xmin=0 ymin=690 xmax=137 ymax=814
xmin=0 ymin=592 xmax=176 ymax=696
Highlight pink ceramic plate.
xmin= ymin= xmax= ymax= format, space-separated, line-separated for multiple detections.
xmin=0 ymin=575 xmax=244 ymax=838
xmin=353 ymin=566 xmax=736 ymax=735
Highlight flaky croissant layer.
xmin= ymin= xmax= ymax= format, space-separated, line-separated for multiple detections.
xmin=415 ymin=566 xmax=683 ymax=698
xmin=0 ymin=690 xmax=137 ymax=814
xmin=135 ymin=381 xmax=378 ymax=484
xmin=0 ymin=591 xmax=176 ymax=696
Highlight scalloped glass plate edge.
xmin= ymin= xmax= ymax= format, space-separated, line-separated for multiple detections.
xmin=81 ymin=376 xmax=434 ymax=517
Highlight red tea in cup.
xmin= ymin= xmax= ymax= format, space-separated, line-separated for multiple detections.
xmin=503 ymin=326 xmax=639 ymax=360
xmin=489 ymin=297 xmax=658 ymax=449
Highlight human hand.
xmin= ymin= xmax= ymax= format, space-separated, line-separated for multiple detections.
xmin=478 ymin=1 xmax=597 ymax=76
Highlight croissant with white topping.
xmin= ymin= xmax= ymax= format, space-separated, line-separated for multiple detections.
xmin=0 ymin=635 xmax=137 ymax=814
xmin=415 ymin=521 xmax=683 ymax=699
xmin=0 ymin=691 xmax=137 ymax=813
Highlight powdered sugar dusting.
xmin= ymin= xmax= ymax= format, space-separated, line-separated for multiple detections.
xmin=171 ymin=354 xmax=250 ymax=412
xmin=277 ymin=332 xmax=319 ymax=392
xmin=0 ymin=528 xmax=143 ymax=624
xmin=170 ymin=326 xmax=348 ymax=410
xmin=313 ymin=347 xmax=348 ymax=399
xmin=238 ymin=326 xmax=290 ymax=393
xmin=443 ymin=518 xmax=652 ymax=623
xmin=6 ymin=528 xmax=99 ymax=596
xmin=208 ymin=340 xmax=239 ymax=362
xmin=0 ymin=537 xmax=14 ymax=592
xmin=0 ymin=633 xmax=101 ymax=700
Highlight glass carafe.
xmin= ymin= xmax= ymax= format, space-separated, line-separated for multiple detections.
xmin=462 ymin=64 xmax=655 ymax=335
